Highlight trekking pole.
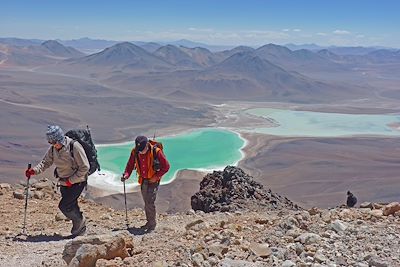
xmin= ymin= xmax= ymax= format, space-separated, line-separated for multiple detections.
xmin=123 ymin=179 xmax=129 ymax=229
xmin=22 ymin=163 xmax=31 ymax=235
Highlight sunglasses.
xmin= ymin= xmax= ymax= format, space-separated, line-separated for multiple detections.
xmin=48 ymin=141 xmax=58 ymax=145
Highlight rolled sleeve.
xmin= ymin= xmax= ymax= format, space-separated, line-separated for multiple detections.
xmin=155 ymin=149 xmax=170 ymax=178
xmin=33 ymin=147 xmax=54 ymax=174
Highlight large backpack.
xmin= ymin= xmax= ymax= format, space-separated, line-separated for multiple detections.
xmin=149 ymin=139 xmax=163 ymax=171
xmin=65 ymin=126 xmax=100 ymax=176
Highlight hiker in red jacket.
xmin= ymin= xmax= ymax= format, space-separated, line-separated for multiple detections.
xmin=121 ymin=135 xmax=170 ymax=232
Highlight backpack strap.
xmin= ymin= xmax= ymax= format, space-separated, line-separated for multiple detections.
xmin=134 ymin=148 xmax=140 ymax=173
xmin=152 ymin=144 xmax=158 ymax=161
xmin=52 ymin=146 xmax=58 ymax=178
xmin=69 ymin=140 xmax=76 ymax=159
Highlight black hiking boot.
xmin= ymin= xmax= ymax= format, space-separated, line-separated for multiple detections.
xmin=71 ymin=215 xmax=86 ymax=236
xmin=140 ymin=222 xmax=156 ymax=232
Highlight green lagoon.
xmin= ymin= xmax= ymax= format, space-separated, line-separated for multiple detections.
xmin=89 ymin=108 xmax=400 ymax=192
xmin=89 ymin=128 xmax=245 ymax=191
xmin=246 ymin=108 xmax=400 ymax=137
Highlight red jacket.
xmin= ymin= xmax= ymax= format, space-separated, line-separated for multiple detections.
xmin=124 ymin=144 xmax=170 ymax=184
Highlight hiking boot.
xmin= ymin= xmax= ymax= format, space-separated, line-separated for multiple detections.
xmin=140 ymin=222 xmax=156 ymax=231
xmin=146 ymin=224 xmax=156 ymax=232
xmin=71 ymin=215 xmax=86 ymax=236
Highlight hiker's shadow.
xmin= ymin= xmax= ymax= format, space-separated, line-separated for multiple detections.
xmin=112 ymin=226 xmax=147 ymax=236
xmin=13 ymin=233 xmax=73 ymax=242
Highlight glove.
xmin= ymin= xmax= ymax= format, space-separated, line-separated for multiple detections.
xmin=121 ymin=173 xmax=129 ymax=182
xmin=65 ymin=179 xmax=73 ymax=187
xmin=25 ymin=168 xmax=35 ymax=179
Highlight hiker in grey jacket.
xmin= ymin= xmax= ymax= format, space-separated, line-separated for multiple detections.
xmin=25 ymin=125 xmax=89 ymax=236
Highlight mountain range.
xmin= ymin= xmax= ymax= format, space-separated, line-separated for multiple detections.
xmin=1 ymin=38 xmax=399 ymax=103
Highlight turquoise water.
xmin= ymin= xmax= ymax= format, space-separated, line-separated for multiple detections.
xmin=89 ymin=128 xmax=245 ymax=190
xmin=246 ymin=108 xmax=400 ymax=137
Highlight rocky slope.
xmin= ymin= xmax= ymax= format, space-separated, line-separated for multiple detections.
xmin=0 ymin=167 xmax=399 ymax=267
xmin=191 ymin=166 xmax=300 ymax=212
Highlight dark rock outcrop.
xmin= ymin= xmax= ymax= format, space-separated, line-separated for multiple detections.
xmin=191 ymin=166 xmax=301 ymax=212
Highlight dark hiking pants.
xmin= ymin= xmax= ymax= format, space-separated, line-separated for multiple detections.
xmin=59 ymin=182 xmax=86 ymax=222
xmin=141 ymin=180 xmax=159 ymax=226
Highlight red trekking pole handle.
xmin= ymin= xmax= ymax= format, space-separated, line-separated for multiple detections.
xmin=27 ymin=163 xmax=32 ymax=178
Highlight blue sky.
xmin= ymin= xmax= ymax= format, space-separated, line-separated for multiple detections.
xmin=1 ymin=0 xmax=399 ymax=47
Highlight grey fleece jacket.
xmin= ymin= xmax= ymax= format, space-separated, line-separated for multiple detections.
xmin=33 ymin=136 xmax=89 ymax=185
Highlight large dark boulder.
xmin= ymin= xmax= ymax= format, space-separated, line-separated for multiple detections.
xmin=191 ymin=166 xmax=300 ymax=212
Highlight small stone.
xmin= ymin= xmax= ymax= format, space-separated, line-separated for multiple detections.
xmin=369 ymin=257 xmax=388 ymax=267
xmin=308 ymin=207 xmax=321 ymax=216
xmin=185 ymin=219 xmax=204 ymax=230
xmin=282 ymin=260 xmax=296 ymax=267
xmin=370 ymin=209 xmax=383 ymax=217
xmin=33 ymin=190 xmax=44 ymax=199
xmin=100 ymin=214 xmax=112 ymax=220
xmin=208 ymin=244 xmax=228 ymax=258
xmin=330 ymin=220 xmax=347 ymax=233
xmin=13 ymin=190 xmax=25 ymax=199
xmin=191 ymin=253 xmax=204 ymax=267
xmin=0 ymin=183 xmax=11 ymax=190
xmin=382 ymin=202 xmax=400 ymax=216
xmin=321 ymin=211 xmax=331 ymax=223
xmin=186 ymin=209 xmax=196 ymax=215
xmin=314 ymin=250 xmax=327 ymax=263
xmin=296 ymin=233 xmax=321 ymax=245
xmin=55 ymin=212 xmax=68 ymax=221
xmin=33 ymin=181 xmax=53 ymax=190
xmin=249 ymin=242 xmax=272 ymax=258
xmin=360 ymin=202 xmax=373 ymax=209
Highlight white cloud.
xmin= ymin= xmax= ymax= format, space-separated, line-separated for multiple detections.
xmin=118 ymin=28 xmax=380 ymax=47
xmin=188 ymin=27 xmax=214 ymax=32
xmin=333 ymin=30 xmax=351 ymax=35
xmin=293 ymin=29 xmax=301 ymax=32
xmin=282 ymin=29 xmax=290 ymax=32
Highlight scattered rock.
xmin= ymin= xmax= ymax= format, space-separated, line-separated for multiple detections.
xmin=249 ymin=242 xmax=272 ymax=258
xmin=382 ymin=202 xmax=400 ymax=216
xmin=219 ymin=258 xmax=263 ymax=267
xmin=191 ymin=253 xmax=204 ymax=267
xmin=185 ymin=219 xmax=204 ymax=230
xmin=370 ymin=209 xmax=383 ymax=217
xmin=1 ymin=170 xmax=399 ymax=267
xmin=369 ymin=257 xmax=389 ymax=267
xmin=13 ymin=190 xmax=26 ymax=199
xmin=308 ymin=207 xmax=321 ymax=216
xmin=100 ymin=214 xmax=113 ymax=220
xmin=0 ymin=183 xmax=11 ymax=190
xmin=282 ymin=260 xmax=296 ymax=267
xmin=63 ymin=231 xmax=133 ymax=265
xmin=330 ymin=220 xmax=347 ymax=233
xmin=296 ymin=233 xmax=321 ymax=245
xmin=33 ymin=181 xmax=53 ymax=190
xmin=360 ymin=202 xmax=373 ymax=209
xmin=33 ymin=190 xmax=44 ymax=199
xmin=55 ymin=212 xmax=68 ymax=221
